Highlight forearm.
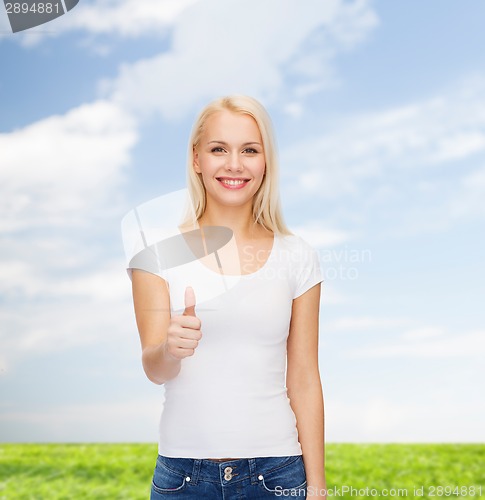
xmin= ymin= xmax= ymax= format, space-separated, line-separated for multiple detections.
xmin=288 ymin=376 xmax=326 ymax=497
xmin=142 ymin=342 xmax=182 ymax=385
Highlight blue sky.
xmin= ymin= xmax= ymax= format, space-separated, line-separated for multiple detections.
xmin=1 ymin=0 xmax=484 ymax=443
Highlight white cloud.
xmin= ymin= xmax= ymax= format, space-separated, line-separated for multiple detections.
xmin=0 ymin=255 xmax=129 ymax=302
xmin=0 ymin=99 xmax=137 ymax=231
xmin=64 ymin=0 xmax=199 ymax=36
xmin=1 ymin=293 xmax=135 ymax=358
xmin=102 ymin=0 xmax=378 ymax=120
xmin=325 ymin=396 xmax=417 ymax=442
xmin=0 ymin=398 xmax=165 ymax=442
xmin=282 ymin=76 xmax=485 ymax=206
xmin=6 ymin=0 xmax=200 ymax=46
xmin=448 ymin=165 xmax=485 ymax=219
xmin=290 ymin=224 xmax=353 ymax=248
xmin=349 ymin=330 xmax=485 ymax=359
xmin=429 ymin=131 xmax=485 ymax=163
xmin=55 ymin=262 xmax=130 ymax=301
xmin=327 ymin=316 xmax=412 ymax=331
xmin=0 ymin=239 xmax=136 ymax=368
xmin=277 ymin=75 xmax=485 ymax=238
xmin=283 ymin=102 xmax=304 ymax=119
xmin=0 ymin=98 xmax=139 ymax=371
xmin=400 ymin=326 xmax=445 ymax=340
xmin=327 ymin=396 xmax=485 ymax=442
xmin=321 ymin=284 xmax=347 ymax=305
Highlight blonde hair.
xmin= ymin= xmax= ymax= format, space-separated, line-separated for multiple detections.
xmin=182 ymin=95 xmax=292 ymax=235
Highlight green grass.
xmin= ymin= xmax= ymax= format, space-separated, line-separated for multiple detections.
xmin=0 ymin=444 xmax=483 ymax=499
xmin=0 ymin=444 xmax=156 ymax=500
xmin=325 ymin=444 xmax=484 ymax=499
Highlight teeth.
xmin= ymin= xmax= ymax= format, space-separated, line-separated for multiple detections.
xmin=220 ymin=179 xmax=246 ymax=186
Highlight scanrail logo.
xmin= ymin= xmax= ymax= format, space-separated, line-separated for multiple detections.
xmin=3 ymin=0 xmax=79 ymax=33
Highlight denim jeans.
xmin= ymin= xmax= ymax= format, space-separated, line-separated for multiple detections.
xmin=150 ymin=454 xmax=307 ymax=499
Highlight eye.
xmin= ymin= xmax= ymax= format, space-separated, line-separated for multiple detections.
xmin=243 ymin=148 xmax=259 ymax=154
xmin=211 ymin=147 xmax=225 ymax=153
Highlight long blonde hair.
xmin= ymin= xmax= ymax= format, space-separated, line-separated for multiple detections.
xmin=182 ymin=95 xmax=292 ymax=235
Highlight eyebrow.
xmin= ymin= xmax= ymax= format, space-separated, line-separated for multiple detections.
xmin=207 ymin=141 xmax=262 ymax=147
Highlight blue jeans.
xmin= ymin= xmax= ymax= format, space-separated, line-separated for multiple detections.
xmin=150 ymin=454 xmax=307 ymax=499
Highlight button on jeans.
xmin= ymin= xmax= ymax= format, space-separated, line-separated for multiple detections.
xmin=150 ymin=454 xmax=307 ymax=499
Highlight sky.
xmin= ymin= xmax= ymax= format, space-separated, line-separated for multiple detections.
xmin=1 ymin=0 xmax=484 ymax=444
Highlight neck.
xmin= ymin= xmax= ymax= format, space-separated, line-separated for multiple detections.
xmin=197 ymin=203 xmax=263 ymax=240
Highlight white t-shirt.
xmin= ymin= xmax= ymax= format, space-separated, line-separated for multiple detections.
xmin=128 ymin=232 xmax=324 ymax=458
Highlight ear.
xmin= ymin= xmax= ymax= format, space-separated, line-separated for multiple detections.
xmin=193 ymin=147 xmax=201 ymax=174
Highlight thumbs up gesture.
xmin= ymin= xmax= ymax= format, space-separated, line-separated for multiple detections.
xmin=165 ymin=287 xmax=202 ymax=360
xmin=183 ymin=286 xmax=196 ymax=318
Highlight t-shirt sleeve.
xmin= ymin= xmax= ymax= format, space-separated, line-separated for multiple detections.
xmin=121 ymin=205 xmax=172 ymax=281
xmin=293 ymin=237 xmax=324 ymax=299
xmin=121 ymin=210 xmax=169 ymax=283
xmin=126 ymin=245 xmax=169 ymax=282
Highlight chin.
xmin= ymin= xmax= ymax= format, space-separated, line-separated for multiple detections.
xmin=206 ymin=191 xmax=255 ymax=209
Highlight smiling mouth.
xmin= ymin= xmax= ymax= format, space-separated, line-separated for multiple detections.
xmin=216 ymin=177 xmax=250 ymax=186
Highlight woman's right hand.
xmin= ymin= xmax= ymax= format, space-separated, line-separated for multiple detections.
xmin=164 ymin=286 xmax=202 ymax=360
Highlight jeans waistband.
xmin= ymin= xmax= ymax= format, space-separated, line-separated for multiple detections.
xmin=157 ymin=455 xmax=302 ymax=486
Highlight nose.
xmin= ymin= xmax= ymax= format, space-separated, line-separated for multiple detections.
xmin=225 ymin=151 xmax=243 ymax=172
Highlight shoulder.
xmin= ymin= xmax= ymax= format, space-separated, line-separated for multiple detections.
xmin=277 ymin=233 xmax=319 ymax=259
xmin=276 ymin=232 xmax=324 ymax=298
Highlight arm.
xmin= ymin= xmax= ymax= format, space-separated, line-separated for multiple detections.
xmin=286 ymin=282 xmax=326 ymax=497
xmin=131 ymin=269 xmax=182 ymax=384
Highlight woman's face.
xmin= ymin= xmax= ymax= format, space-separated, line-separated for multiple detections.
xmin=193 ymin=110 xmax=266 ymax=210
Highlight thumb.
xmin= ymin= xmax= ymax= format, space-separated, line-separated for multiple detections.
xmin=183 ymin=286 xmax=196 ymax=317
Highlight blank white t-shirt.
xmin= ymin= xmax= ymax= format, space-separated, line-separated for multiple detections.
xmin=128 ymin=232 xmax=324 ymax=458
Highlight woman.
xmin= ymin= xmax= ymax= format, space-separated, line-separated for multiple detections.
xmin=128 ymin=95 xmax=326 ymax=498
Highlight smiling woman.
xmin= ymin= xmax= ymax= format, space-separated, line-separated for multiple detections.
xmin=126 ymin=95 xmax=326 ymax=499
xmin=193 ymin=110 xmax=266 ymax=210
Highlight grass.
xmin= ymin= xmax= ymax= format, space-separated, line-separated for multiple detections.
xmin=0 ymin=444 xmax=155 ymax=500
xmin=325 ymin=444 xmax=484 ymax=499
xmin=0 ymin=443 xmax=484 ymax=499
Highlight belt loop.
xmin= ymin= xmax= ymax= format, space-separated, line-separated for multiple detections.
xmin=248 ymin=458 xmax=259 ymax=485
xmin=191 ymin=459 xmax=202 ymax=485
